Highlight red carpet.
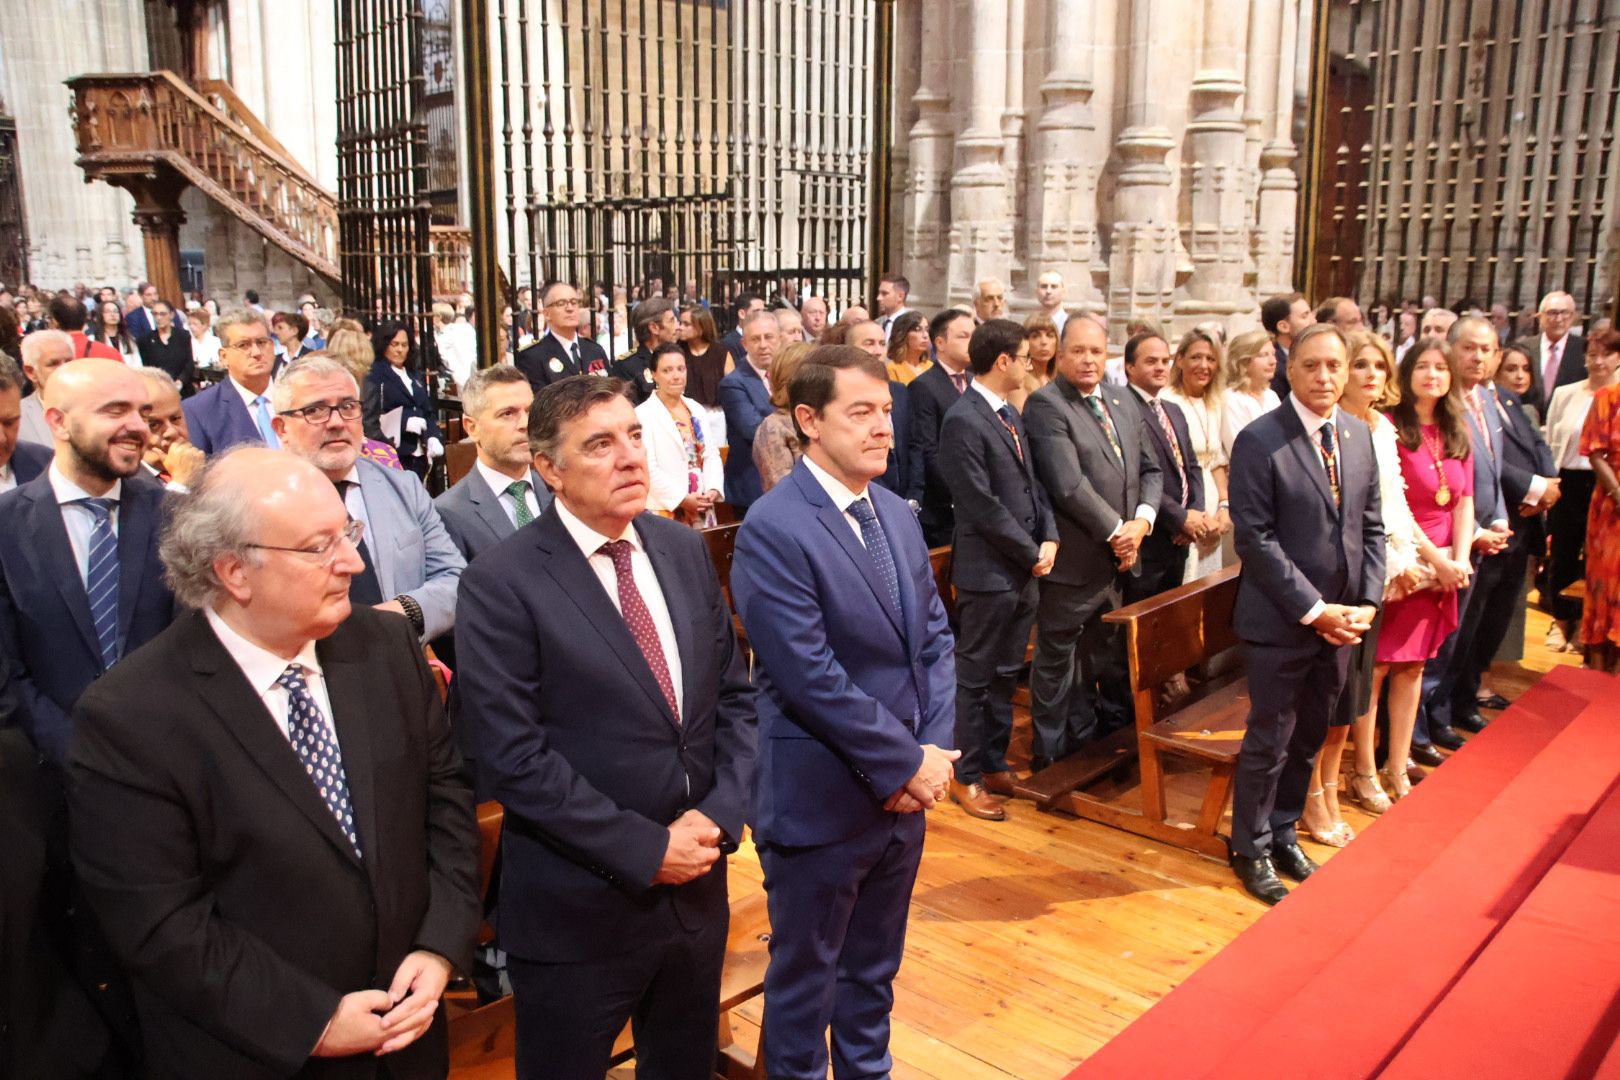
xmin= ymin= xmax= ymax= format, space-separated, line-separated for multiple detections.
xmin=1069 ymin=667 xmax=1620 ymax=1080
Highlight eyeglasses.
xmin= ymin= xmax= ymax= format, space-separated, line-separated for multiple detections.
xmin=545 ymin=297 xmax=582 ymax=310
xmin=1544 ymin=309 xmax=1576 ymax=318
xmin=278 ymin=398 xmax=363 ymax=425
xmin=246 ymin=519 xmax=366 ymax=567
xmin=223 ymin=336 xmax=275 ymax=352
xmin=1013 ymin=351 xmax=1033 ymax=366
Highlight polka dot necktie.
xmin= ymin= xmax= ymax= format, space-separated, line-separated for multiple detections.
xmin=505 ymin=479 xmax=535 ymax=527
xmin=600 ymin=541 xmax=680 ymax=723
xmin=847 ymin=497 xmax=902 ymax=616
xmin=276 ymin=663 xmax=362 ymax=858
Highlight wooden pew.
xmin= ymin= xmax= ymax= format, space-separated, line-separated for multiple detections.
xmin=1017 ymin=565 xmax=1246 ymax=861
xmin=702 ymin=522 xmax=749 ymax=664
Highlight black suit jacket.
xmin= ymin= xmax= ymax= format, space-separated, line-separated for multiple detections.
xmin=719 ymin=328 xmax=746 ymax=366
xmin=8 ymin=441 xmax=50 ymax=484
xmin=906 ymin=363 xmax=968 ymax=543
xmin=514 ymin=332 xmax=611 ymax=390
xmin=1129 ymin=389 xmax=1206 ymax=558
xmin=1268 ymin=341 xmax=1291 ymax=400
xmin=453 ymin=508 xmax=757 ymax=962
xmin=1492 ymin=383 xmax=1557 ymax=554
xmin=938 ymin=388 xmax=1057 ymax=592
xmin=611 ymin=346 xmax=656 ymax=403
xmin=366 ymin=361 xmax=441 ymax=462
xmin=875 ymin=379 xmax=912 ymax=497
xmin=1515 ymin=333 xmax=1586 ymax=413
xmin=67 ymin=607 xmax=480 ymax=1080
xmin=136 ymin=329 xmax=195 ymax=393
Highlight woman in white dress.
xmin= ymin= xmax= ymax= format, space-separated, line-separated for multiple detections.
xmin=635 ymin=344 xmax=725 ymax=527
xmin=1162 ymin=328 xmax=1231 ymax=581
xmin=1219 ymin=329 xmax=1281 ymax=459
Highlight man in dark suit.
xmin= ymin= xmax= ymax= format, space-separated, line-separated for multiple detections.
xmin=434 ymin=366 xmax=551 ymax=562
xmin=1024 ymin=315 xmax=1162 ymax=768
xmin=123 ymin=283 xmax=158 ymax=341
xmin=845 ymin=320 xmax=913 ymax=497
xmin=135 ymin=300 xmax=194 ymax=394
xmin=1516 ymin=290 xmax=1586 ymax=412
xmin=611 ymin=298 xmax=680 ymax=404
xmin=455 ymin=376 xmax=756 ymax=1080
xmin=905 ymin=308 xmax=976 ymax=545
xmin=0 ymin=356 xmax=52 ymax=493
xmin=1228 ymin=323 xmax=1384 ymax=904
xmin=939 ymin=320 xmax=1057 ymax=819
xmin=717 ymin=311 xmax=781 ymax=513
xmin=732 ymin=346 xmax=956 ymax=1079
xmin=183 ymin=309 xmax=280 ymax=454
xmin=718 ymin=290 xmax=763 ymax=365
xmin=514 ymin=281 xmax=611 ymax=390
xmin=69 ymin=447 xmax=480 ymax=1078
xmin=1122 ymin=331 xmax=1207 ymax=602
xmin=1262 ymin=292 xmax=1315 ymax=399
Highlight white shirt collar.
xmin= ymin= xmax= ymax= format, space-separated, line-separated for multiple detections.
xmin=970 ymin=379 xmax=1008 ymax=413
xmin=936 ymin=355 xmax=970 ymax=378
xmin=1543 ymin=332 xmax=1566 ymax=355
xmin=745 ymin=354 xmax=770 ymax=381
xmin=554 ymin=497 xmax=640 ymax=560
xmin=0 ymin=461 xmax=13 ymax=491
xmin=205 ymin=607 xmax=322 ymax=687
xmin=547 ymin=326 xmax=580 ymax=349
xmin=49 ymin=463 xmax=120 ymax=506
xmin=227 ymin=375 xmax=272 ymax=411
xmin=1288 ymin=392 xmax=1337 ymax=435
xmin=476 ymin=458 xmax=529 ymax=500
xmin=1128 ymin=382 xmax=1160 ymax=404
xmin=802 ymin=453 xmax=868 ymax=511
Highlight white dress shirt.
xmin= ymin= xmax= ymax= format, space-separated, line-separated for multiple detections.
xmin=1287 ymin=393 xmax=1345 ymax=626
xmin=49 ymin=465 xmax=122 ymax=587
xmin=204 ymin=608 xmax=336 ymax=745
xmin=554 ymin=498 xmax=684 ymax=717
xmin=191 ymin=331 xmax=221 ymax=370
xmin=336 ymin=466 xmax=379 ymax=558
xmin=970 ymin=378 xmax=1008 ymax=414
xmin=0 ymin=461 xmax=14 ymax=495
xmin=803 ymin=453 xmax=874 ymax=546
xmin=475 ymin=458 xmax=540 ymax=527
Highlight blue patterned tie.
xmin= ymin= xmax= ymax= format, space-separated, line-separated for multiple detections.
xmin=847 ymin=497 xmax=902 ymax=615
xmin=80 ymin=498 xmax=121 ymax=671
xmin=252 ymin=395 xmax=281 ymax=448
xmin=276 ymin=663 xmax=362 ymax=858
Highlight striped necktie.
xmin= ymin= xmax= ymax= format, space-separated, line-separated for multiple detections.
xmin=79 ymin=497 xmax=121 ymax=670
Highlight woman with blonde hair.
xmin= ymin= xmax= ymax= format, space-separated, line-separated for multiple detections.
xmin=1220 ymin=329 xmax=1280 ymax=458
xmin=752 ymin=341 xmax=815 ymax=492
xmin=321 ymin=328 xmax=405 ymax=470
xmin=1163 ymin=328 xmax=1231 ymax=579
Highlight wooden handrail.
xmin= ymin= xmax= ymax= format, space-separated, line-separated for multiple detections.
xmin=194 ymin=78 xmax=322 ymax=187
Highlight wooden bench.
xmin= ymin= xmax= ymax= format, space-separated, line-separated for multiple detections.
xmin=1019 ymin=565 xmax=1246 ymax=861
xmin=702 ymin=522 xmax=750 ymax=665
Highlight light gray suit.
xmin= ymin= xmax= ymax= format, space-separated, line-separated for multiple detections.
xmin=18 ymin=394 xmax=50 ymax=447
xmin=433 ymin=465 xmax=551 ymax=563
xmin=353 ymin=456 xmax=466 ymax=640
xmin=1022 ymin=374 xmax=1164 ymax=763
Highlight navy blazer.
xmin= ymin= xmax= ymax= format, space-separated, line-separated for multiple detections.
xmin=514 ymin=332 xmax=611 ymax=390
xmin=453 ymin=508 xmax=756 ymax=962
xmin=1229 ymin=402 xmax=1385 ymax=647
xmin=905 ymin=363 xmax=966 ymax=537
xmin=1461 ymin=384 xmax=1508 ymax=529
xmin=432 ymin=465 xmax=551 ymax=563
xmin=1491 ymin=383 xmax=1557 ymax=552
xmin=124 ymin=306 xmax=154 ymax=342
xmin=717 ymin=361 xmax=773 ymax=509
xmin=875 ymin=379 xmax=912 ymax=498
xmin=731 ymin=461 xmax=955 ymax=848
xmin=367 ymin=361 xmax=442 ymax=462
xmin=8 ymin=441 xmax=51 ymax=485
xmin=182 ymin=377 xmax=264 ymax=455
xmin=938 ymin=388 xmax=1057 ymax=592
xmin=1129 ymin=389 xmax=1205 ymax=548
xmin=0 ymin=473 xmax=175 ymax=763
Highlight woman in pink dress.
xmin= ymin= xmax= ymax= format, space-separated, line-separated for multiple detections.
xmin=1373 ymin=339 xmax=1476 ymax=800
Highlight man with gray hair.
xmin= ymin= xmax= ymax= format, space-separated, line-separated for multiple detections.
xmin=68 ymin=447 xmax=480 ymax=1078
xmin=717 ymin=310 xmax=782 ymax=512
xmin=1515 ymin=289 xmax=1584 ymax=412
xmin=137 ymin=368 xmax=206 ymax=491
xmin=611 ymin=297 xmax=680 ymax=404
xmin=17 ymin=328 xmax=73 ymax=446
xmin=434 ymin=365 xmax=551 ymax=563
xmin=271 ymin=354 xmax=465 ymax=640
xmin=183 ymin=308 xmax=280 ymax=454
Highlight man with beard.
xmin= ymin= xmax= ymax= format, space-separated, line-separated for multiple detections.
xmin=0 ymin=357 xmax=176 ymax=1074
xmin=434 ymin=366 xmax=551 ymax=563
xmin=137 ymin=368 xmax=206 ymax=491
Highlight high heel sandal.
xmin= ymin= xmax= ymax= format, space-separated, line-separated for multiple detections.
xmin=1379 ymin=766 xmax=1412 ymax=803
xmin=1304 ymin=787 xmax=1353 ymax=848
xmin=1323 ymin=781 xmax=1355 ymax=844
xmin=1349 ymin=771 xmax=1392 ymax=815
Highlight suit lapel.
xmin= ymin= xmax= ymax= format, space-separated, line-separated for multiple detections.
xmin=968 ymin=390 xmax=1020 ymax=463
xmin=25 ymin=485 xmax=101 ymax=660
xmin=1061 ymin=381 xmax=1123 ymax=476
xmin=793 ymin=467 xmax=906 ymax=638
xmin=114 ymin=484 xmax=155 ymax=645
xmin=466 ymin=467 xmax=517 ymax=545
xmin=318 ymin=626 xmax=380 ymax=879
xmin=1100 ymin=391 xmax=1131 ymax=476
xmin=1280 ymin=403 xmax=1338 ymax=515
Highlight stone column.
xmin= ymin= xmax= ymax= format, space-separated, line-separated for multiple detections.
xmin=887 ymin=0 xmax=923 ymax=279
xmin=901 ymin=0 xmax=955 ymax=307
xmin=1107 ymin=0 xmax=1179 ymax=336
xmin=1001 ymin=0 xmax=1027 ymax=271
xmin=1183 ymin=0 xmax=1251 ymax=320
xmin=1028 ymin=0 xmax=1103 ymax=310
xmin=1253 ymin=0 xmax=1301 ymax=297
xmin=946 ymin=0 xmax=1013 ymax=305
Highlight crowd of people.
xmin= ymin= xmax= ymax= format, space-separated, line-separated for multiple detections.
xmin=1 ymin=264 xmax=1617 ymax=1078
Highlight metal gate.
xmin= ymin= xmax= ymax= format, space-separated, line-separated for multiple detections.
xmin=490 ymin=0 xmax=879 ymax=336
xmin=0 ymin=111 xmax=27 ymax=289
xmin=1305 ymin=0 xmax=1619 ymax=322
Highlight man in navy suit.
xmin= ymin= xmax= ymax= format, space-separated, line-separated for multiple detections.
xmin=433 ymin=366 xmax=551 ymax=563
xmin=1228 ymin=323 xmax=1384 ymax=904
xmin=123 ymin=283 xmax=158 ymax=341
xmin=717 ymin=311 xmax=780 ymax=512
xmin=718 ymin=291 xmax=763 ymax=365
xmin=732 ymin=346 xmax=957 ymax=1079
xmin=0 ymin=357 xmax=52 ymax=493
xmin=455 ymin=376 xmax=756 ymax=1080
xmin=514 ymin=281 xmax=612 ymax=390
xmin=1122 ymin=331 xmax=1207 ymax=603
xmin=846 ymin=320 xmax=913 ymax=498
xmin=938 ymin=320 xmax=1057 ymax=820
xmin=182 ymin=309 xmax=280 ymax=454
xmin=905 ymin=309 xmax=976 ymax=545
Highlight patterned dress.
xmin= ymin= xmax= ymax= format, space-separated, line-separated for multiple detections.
xmin=1162 ymin=387 xmax=1226 ymax=580
xmin=1580 ymin=384 xmax=1620 ymax=647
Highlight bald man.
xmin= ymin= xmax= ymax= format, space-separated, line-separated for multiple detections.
xmin=1515 ymin=290 xmax=1585 ymax=411
xmin=18 ymin=328 xmax=74 ymax=446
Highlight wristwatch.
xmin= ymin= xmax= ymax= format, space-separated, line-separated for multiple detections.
xmin=394 ymin=593 xmax=425 ymax=637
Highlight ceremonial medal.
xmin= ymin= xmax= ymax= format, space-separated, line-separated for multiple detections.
xmin=549 ymin=357 xmax=564 ymax=373
xmin=1421 ymin=426 xmax=1452 ymax=509
xmin=1435 ymin=488 xmax=1451 ymax=506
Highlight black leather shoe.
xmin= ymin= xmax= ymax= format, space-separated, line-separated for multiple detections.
xmin=1476 ymin=693 xmax=1511 ymax=711
xmin=1271 ymin=842 xmax=1319 ymax=883
xmin=1410 ymin=743 xmax=1445 ymax=767
xmin=1231 ymin=854 xmax=1289 ymax=905
xmin=1454 ymin=711 xmax=1489 ymax=734
xmin=1431 ymin=725 xmax=1466 ymax=751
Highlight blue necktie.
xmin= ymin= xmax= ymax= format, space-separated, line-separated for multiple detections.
xmin=276 ymin=663 xmax=362 ymax=858
xmin=252 ymin=395 xmax=280 ymax=448
xmin=847 ymin=497 xmax=902 ymax=616
xmin=80 ymin=497 xmax=120 ymax=671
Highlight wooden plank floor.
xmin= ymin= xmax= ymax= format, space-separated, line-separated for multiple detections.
xmin=585 ymin=604 xmax=1581 ymax=1080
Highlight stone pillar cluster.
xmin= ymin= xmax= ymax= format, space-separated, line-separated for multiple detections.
xmin=894 ymin=0 xmax=1310 ymax=343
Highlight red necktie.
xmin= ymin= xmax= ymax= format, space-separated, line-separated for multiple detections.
xmin=950 ymin=371 xmax=967 ymax=395
xmin=600 ymin=540 xmax=680 ymax=723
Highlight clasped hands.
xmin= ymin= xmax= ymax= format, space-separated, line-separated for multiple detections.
xmin=1311 ymin=604 xmax=1377 ymax=646
xmin=884 ymin=743 xmax=962 ymax=813
xmin=1110 ymin=518 xmax=1151 ymax=570
xmin=1176 ymin=508 xmax=1229 ymax=547
xmin=312 ymin=950 xmax=452 ymax=1059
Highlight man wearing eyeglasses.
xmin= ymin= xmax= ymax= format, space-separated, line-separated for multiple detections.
xmin=182 ymin=309 xmax=281 ymax=454
xmin=271 ymin=354 xmax=466 ymax=642
xmin=514 ymin=281 xmax=612 ymax=390
xmin=1515 ymin=290 xmax=1585 ymax=413
xmin=67 ymin=447 xmax=481 ymax=1079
